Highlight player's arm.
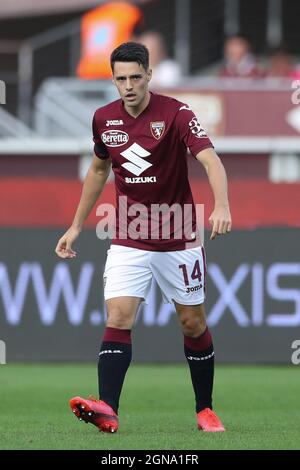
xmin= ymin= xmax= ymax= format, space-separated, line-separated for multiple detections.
xmin=55 ymin=154 xmax=111 ymax=258
xmin=195 ymin=147 xmax=232 ymax=240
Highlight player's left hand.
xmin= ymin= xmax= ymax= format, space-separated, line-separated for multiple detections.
xmin=209 ymin=205 xmax=232 ymax=240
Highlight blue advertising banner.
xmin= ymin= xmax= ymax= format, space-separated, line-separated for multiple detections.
xmin=0 ymin=228 xmax=299 ymax=363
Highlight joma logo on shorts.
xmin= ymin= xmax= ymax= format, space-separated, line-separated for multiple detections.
xmin=125 ymin=176 xmax=156 ymax=183
xmin=186 ymin=284 xmax=202 ymax=293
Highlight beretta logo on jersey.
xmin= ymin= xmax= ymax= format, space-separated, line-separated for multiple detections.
xmin=101 ymin=130 xmax=129 ymax=147
xmin=150 ymin=121 xmax=165 ymax=140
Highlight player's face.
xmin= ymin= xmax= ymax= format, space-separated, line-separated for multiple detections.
xmin=112 ymin=61 xmax=152 ymax=112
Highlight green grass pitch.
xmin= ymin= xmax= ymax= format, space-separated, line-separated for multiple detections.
xmin=0 ymin=364 xmax=299 ymax=450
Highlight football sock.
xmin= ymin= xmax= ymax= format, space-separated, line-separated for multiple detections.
xmin=184 ymin=327 xmax=214 ymax=413
xmin=98 ymin=327 xmax=132 ymax=413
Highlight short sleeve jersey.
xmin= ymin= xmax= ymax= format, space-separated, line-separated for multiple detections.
xmin=92 ymin=92 xmax=213 ymax=251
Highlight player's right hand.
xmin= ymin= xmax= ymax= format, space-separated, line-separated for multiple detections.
xmin=55 ymin=226 xmax=81 ymax=259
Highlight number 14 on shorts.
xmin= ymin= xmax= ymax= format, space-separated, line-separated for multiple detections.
xmin=179 ymin=260 xmax=203 ymax=293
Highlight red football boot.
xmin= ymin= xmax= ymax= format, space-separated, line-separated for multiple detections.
xmin=197 ymin=408 xmax=225 ymax=432
xmin=70 ymin=396 xmax=119 ymax=433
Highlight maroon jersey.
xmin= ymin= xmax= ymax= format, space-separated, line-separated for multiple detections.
xmin=92 ymin=92 xmax=213 ymax=251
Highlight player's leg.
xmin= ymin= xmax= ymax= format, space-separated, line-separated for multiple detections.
xmin=175 ymin=301 xmax=224 ymax=431
xmin=151 ymin=246 xmax=225 ymax=431
xmin=98 ymin=296 xmax=142 ymax=415
xmin=70 ymin=245 xmax=152 ymax=432
xmin=99 ymin=245 xmax=152 ymax=416
xmin=175 ymin=301 xmax=215 ymax=417
xmin=70 ymin=296 xmax=141 ymax=433
xmin=174 ymin=301 xmax=214 ymax=409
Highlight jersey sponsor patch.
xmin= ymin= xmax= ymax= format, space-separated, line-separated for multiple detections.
xmin=188 ymin=117 xmax=207 ymax=138
xmin=125 ymin=176 xmax=156 ymax=183
xmin=120 ymin=143 xmax=152 ymax=176
xmin=101 ymin=130 xmax=129 ymax=147
xmin=150 ymin=121 xmax=165 ymax=140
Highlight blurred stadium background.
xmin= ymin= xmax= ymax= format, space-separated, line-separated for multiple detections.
xmin=0 ymin=0 xmax=300 ymax=450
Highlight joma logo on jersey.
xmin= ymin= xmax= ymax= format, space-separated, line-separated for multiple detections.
xmin=106 ymin=119 xmax=124 ymax=127
xmin=101 ymin=130 xmax=129 ymax=147
xmin=150 ymin=121 xmax=165 ymax=140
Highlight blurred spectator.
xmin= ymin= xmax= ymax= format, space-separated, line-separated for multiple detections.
xmin=266 ymin=47 xmax=294 ymax=78
xmin=77 ymin=2 xmax=143 ymax=79
xmin=265 ymin=47 xmax=300 ymax=80
xmin=219 ymin=35 xmax=262 ymax=78
xmin=137 ymin=31 xmax=182 ymax=87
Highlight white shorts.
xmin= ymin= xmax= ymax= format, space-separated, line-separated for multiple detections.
xmin=103 ymin=244 xmax=206 ymax=305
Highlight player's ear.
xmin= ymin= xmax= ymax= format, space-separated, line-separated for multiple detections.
xmin=147 ymin=69 xmax=152 ymax=82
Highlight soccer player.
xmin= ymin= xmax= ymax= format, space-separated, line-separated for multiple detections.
xmin=55 ymin=42 xmax=231 ymax=433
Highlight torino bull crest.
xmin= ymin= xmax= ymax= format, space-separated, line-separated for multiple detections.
xmin=150 ymin=121 xmax=165 ymax=139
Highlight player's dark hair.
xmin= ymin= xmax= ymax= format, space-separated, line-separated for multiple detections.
xmin=110 ymin=42 xmax=149 ymax=72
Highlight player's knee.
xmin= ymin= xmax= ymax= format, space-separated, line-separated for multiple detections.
xmin=180 ymin=315 xmax=206 ymax=337
xmin=106 ymin=306 xmax=129 ymax=329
